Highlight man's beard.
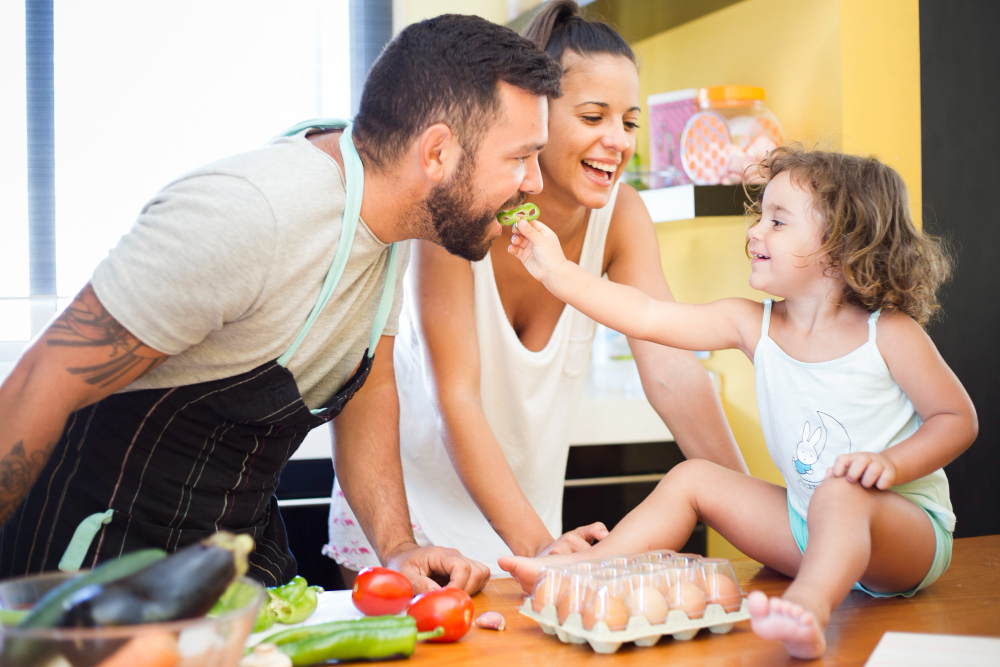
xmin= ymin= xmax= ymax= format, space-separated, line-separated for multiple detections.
xmin=422 ymin=154 xmax=525 ymax=262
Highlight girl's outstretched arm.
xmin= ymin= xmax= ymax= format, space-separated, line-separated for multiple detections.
xmin=826 ymin=311 xmax=978 ymax=488
xmin=509 ymin=218 xmax=755 ymax=354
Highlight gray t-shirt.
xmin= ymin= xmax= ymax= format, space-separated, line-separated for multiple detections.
xmin=91 ymin=134 xmax=410 ymax=409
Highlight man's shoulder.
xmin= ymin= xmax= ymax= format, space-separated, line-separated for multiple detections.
xmin=175 ymin=137 xmax=341 ymax=195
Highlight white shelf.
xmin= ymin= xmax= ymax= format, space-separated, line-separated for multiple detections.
xmin=637 ymin=183 xmax=748 ymax=223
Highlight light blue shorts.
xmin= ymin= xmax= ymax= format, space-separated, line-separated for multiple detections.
xmin=787 ymin=493 xmax=952 ymax=598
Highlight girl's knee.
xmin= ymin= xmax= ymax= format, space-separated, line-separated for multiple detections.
xmin=662 ymin=457 xmax=717 ymax=486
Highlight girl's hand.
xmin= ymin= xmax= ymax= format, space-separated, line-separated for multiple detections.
xmin=534 ymin=522 xmax=610 ymax=557
xmin=824 ymin=452 xmax=897 ymax=489
xmin=507 ymin=219 xmax=567 ymax=285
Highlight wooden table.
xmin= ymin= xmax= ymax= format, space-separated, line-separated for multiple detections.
xmin=408 ymin=535 xmax=1000 ymax=666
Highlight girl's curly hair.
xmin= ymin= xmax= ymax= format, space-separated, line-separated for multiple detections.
xmin=745 ymin=146 xmax=953 ymax=326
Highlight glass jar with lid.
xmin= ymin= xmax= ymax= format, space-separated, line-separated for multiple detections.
xmin=680 ymin=85 xmax=785 ymax=185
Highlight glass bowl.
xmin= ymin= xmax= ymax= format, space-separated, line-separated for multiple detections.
xmin=0 ymin=570 xmax=265 ymax=667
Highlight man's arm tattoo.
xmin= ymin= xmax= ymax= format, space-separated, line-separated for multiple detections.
xmin=47 ymin=285 xmax=166 ymax=387
xmin=0 ymin=440 xmax=54 ymax=524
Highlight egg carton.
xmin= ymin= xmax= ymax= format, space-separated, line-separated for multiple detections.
xmin=518 ymin=597 xmax=749 ymax=654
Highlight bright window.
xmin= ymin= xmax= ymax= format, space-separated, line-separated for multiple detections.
xmin=1 ymin=0 xmax=352 ymax=348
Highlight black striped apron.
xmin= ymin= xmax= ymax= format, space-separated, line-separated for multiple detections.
xmin=0 ymin=121 xmax=397 ymax=585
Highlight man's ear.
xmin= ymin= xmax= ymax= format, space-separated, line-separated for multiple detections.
xmin=417 ymin=123 xmax=460 ymax=183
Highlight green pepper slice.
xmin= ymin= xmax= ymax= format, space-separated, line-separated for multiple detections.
xmin=497 ymin=202 xmax=540 ymax=226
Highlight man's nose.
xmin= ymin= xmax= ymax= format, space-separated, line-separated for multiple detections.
xmin=520 ymin=154 xmax=543 ymax=195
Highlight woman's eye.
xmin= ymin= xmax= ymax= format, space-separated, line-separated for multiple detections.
xmin=625 ymin=121 xmax=639 ymax=131
xmin=581 ymin=115 xmax=602 ymax=123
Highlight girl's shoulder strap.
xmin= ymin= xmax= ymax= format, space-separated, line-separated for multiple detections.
xmin=868 ymin=308 xmax=882 ymax=343
xmin=760 ymin=298 xmax=774 ymax=339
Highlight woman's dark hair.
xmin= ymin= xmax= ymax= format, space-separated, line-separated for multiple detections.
xmin=522 ymin=0 xmax=634 ymax=67
xmin=353 ymin=14 xmax=562 ymax=170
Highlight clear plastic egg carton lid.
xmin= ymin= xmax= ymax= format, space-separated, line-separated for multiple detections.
xmin=519 ymin=551 xmax=749 ymax=654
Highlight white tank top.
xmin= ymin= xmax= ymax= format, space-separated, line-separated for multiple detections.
xmin=393 ymin=185 xmax=619 ymax=573
xmin=754 ymin=299 xmax=955 ymax=531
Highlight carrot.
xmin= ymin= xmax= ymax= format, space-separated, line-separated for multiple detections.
xmin=95 ymin=630 xmax=180 ymax=667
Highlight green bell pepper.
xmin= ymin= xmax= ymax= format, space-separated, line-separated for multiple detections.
xmin=266 ymin=576 xmax=322 ymax=625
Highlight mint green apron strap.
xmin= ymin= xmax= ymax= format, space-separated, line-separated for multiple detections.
xmin=366 ymin=242 xmax=399 ymax=357
xmin=59 ymin=509 xmax=114 ymax=572
xmin=275 ymin=119 xmax=398 ymax=370
xmin=277 ymin=119 xmax=360 ymax=367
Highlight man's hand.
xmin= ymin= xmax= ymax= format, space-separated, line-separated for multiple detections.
xmin=535 ymin=522 xmax=609 ymax=557
xmin=825 ymin=452 xmax=897 ymax=489
xmin=384 ymin=542 xmax=491 ymax=595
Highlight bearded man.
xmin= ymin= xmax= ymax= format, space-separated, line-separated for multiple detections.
xmin=0 ymin=14 xmax=561 ymax=593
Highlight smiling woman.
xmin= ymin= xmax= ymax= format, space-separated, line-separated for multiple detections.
xmin=325 ymin=0 xmax=748 ymax=583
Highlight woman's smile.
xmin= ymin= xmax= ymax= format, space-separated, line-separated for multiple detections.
xmin=581 ymin=158 xmax=618 ymax=184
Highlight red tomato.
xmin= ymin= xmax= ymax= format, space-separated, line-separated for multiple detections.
xmin=406 ymin=587 xmax=475 ymax=643
xmin=351 ymin=567 xmax=414 ymax=616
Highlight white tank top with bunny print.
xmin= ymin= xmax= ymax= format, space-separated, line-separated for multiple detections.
xmin=754 ymin=299 xmax=956 ymax=531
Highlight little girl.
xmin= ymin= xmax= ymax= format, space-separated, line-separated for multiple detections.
xmin=501 ymin=147 xmax=977 ymax=659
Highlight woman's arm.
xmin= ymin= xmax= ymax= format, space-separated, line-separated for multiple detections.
xmin=826 ymin=311 xmax=977 ymax=488
xmin=601 ymin=186 xmax=749 ymax=473
xmin=409 ymin=241 xmax=604 ymax=557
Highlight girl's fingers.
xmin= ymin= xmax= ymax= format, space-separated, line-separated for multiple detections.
xmin=846 ymin=454 xmax=870 ymax=482
xmin=860 ymin=462 xmax=882 ymax=488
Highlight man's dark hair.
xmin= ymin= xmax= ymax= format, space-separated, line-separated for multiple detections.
xmin=352 ymin=14 xmax=563 ymax=169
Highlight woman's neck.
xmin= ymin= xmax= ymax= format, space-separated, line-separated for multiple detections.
xmin=529 ymin=185 xmax=590 ymax=241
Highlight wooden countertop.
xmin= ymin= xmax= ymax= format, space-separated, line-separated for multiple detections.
xmin=409 ymin=535 xmax=1000 ymax=666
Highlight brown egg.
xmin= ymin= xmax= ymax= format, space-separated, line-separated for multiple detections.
xmin=531 ymin=570 xmax=565 ymax=613
xmin=556 ymin=576 xmax=594 ymax=624
xmin=624 ymin=585 xmax=668 ymax=625
xmin=664 ymin=581 xmax=707 ymax=619
xmin=581 ymin=589 xmax=629 ymax=631
xmin=703 ymin=571 xmax=743 ymax=612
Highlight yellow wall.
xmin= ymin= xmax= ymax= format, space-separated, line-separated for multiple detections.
xmin=636 ymin=0 xmax=922 ymax=559
xmin=393 ymin=0 xmax=507 ymax=34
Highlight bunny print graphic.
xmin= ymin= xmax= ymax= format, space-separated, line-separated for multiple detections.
xmin=792 ymin=412 xmax=852 ymax=490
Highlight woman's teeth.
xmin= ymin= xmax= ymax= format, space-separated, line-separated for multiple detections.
xmin=582 ymin=159 xmax=615 ymax=180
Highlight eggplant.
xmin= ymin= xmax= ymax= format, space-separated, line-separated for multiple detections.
xmin=58 ymin=532 xmax=254 ymax=628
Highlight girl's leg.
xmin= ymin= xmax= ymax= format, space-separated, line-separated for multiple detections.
xmin=749 ymin=476 xmax=937 ymax=659
xmin=500 ymin=458 xmax=802 ymax=588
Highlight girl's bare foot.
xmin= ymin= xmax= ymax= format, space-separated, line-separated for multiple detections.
xmin=748 ymin=590 xmax=827 ymax=659
xmin=498 ymin=553 xmax=580 ymax=592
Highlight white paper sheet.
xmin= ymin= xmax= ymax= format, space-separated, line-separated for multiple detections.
xmin=865 ymin=631 xmax=1000 ymax=666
